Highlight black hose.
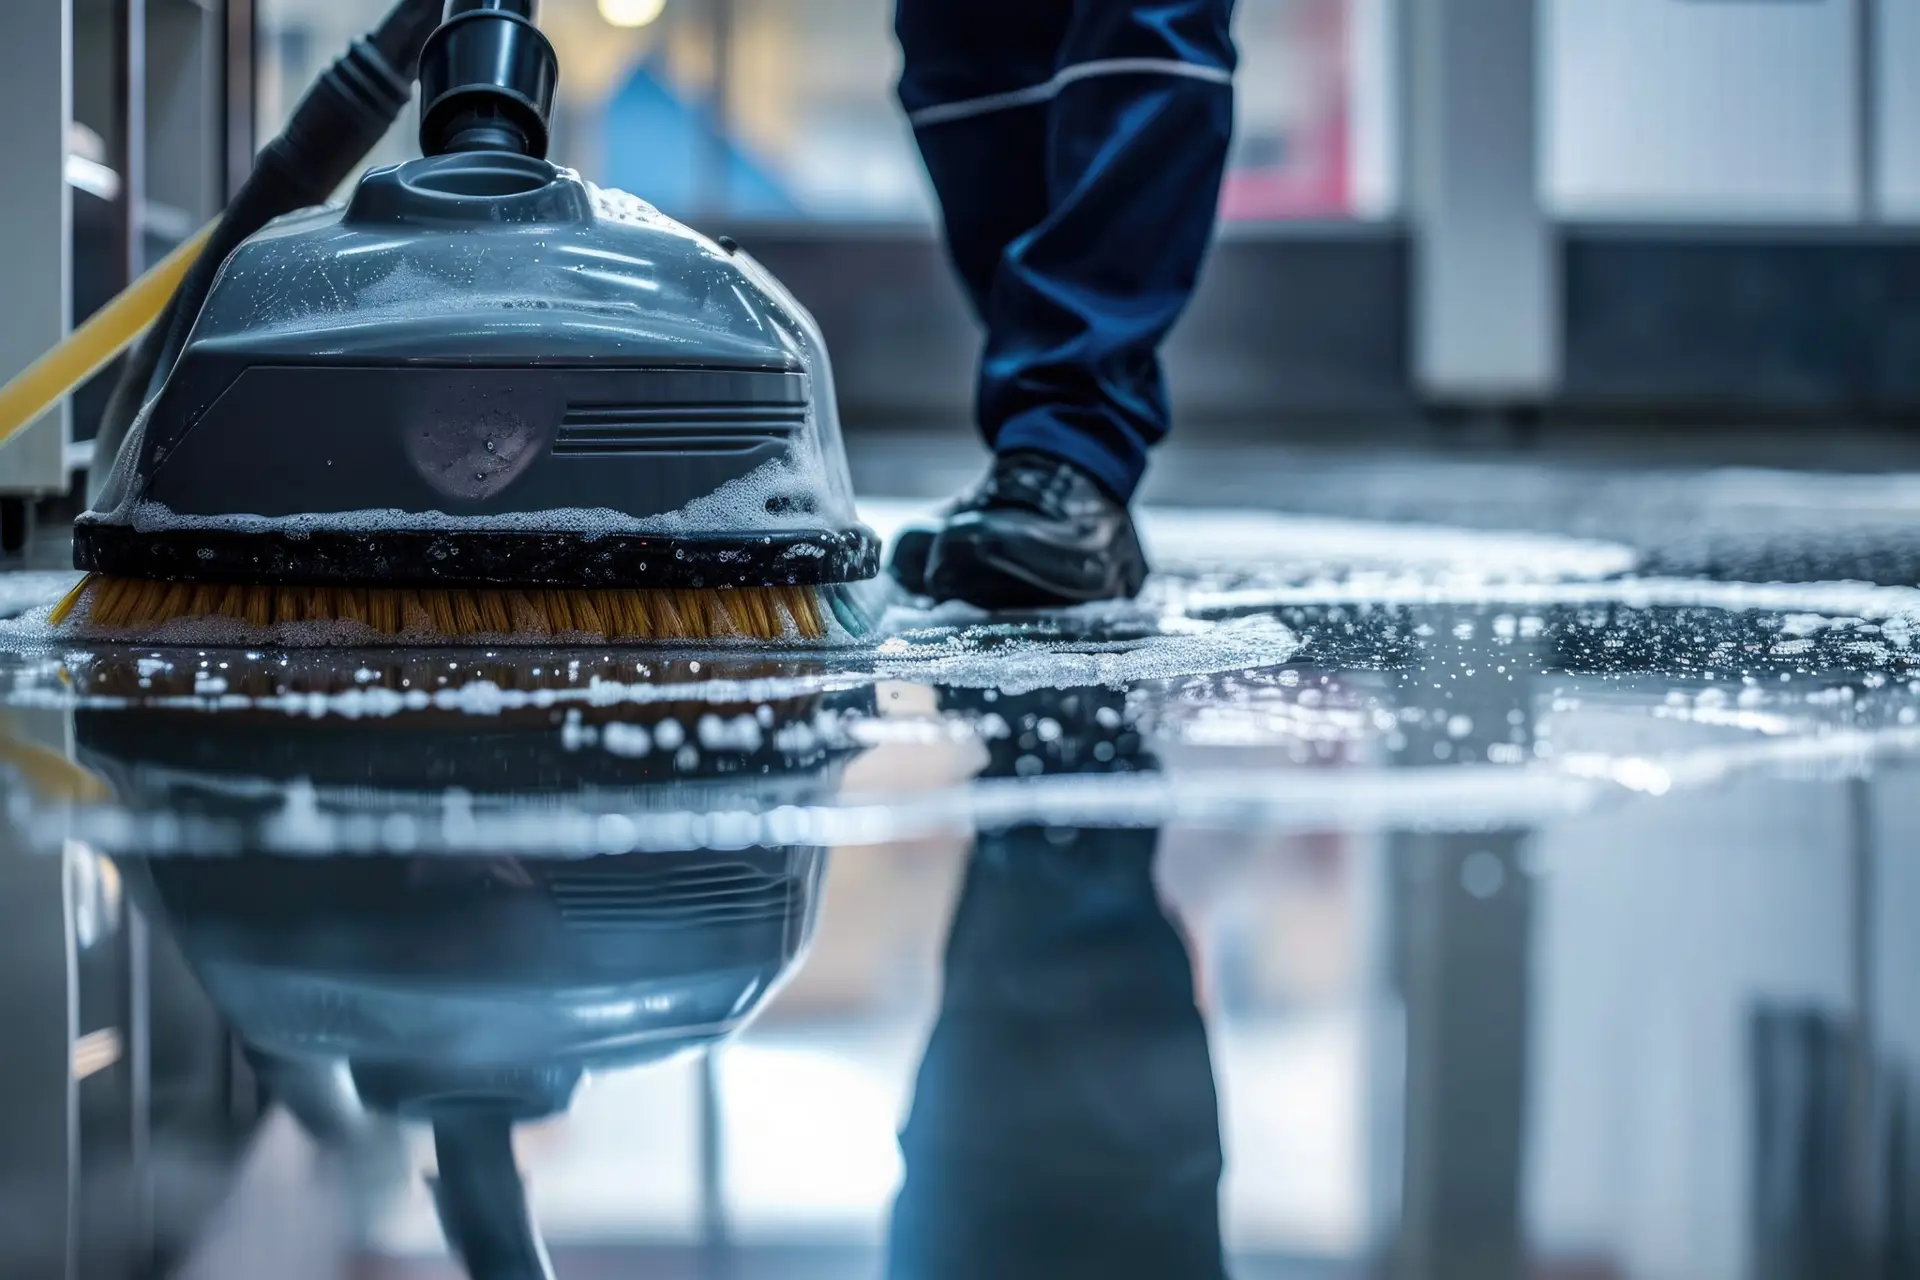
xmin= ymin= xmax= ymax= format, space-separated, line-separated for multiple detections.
xmin=90 ymin=0 xmax=445 ymax=503
xmin=370 ymin=0 xmax=453 ymax=73
xmin=429 ymin=1111 xmax=555 ymax=1280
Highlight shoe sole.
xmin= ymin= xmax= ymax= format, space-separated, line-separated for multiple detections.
xmin=926 ymin=526 xmax=1148 ymax=609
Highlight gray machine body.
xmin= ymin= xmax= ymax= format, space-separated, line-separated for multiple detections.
xmin=77 ymin=152 xmax=869 ymax=583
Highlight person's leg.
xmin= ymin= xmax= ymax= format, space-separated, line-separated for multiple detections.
xmin=889 ymin=0 xmax=1068 ymax=593
xmin=894 ymin=0 xmax=1067 ymax=321
xmin=893 ymin=0 xmax=1236 ymax=607
xmin=980 ymin=0 xmax=1238 ymax=503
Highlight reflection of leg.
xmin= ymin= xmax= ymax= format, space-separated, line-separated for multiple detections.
xmin=888 ymin=830 xmax=1225 ymax=1280
xmin=981 ymin=0 xmax=1237 ymax=502
xmin=895 ymin=0 xmax=1065 ymax=320
xmin=888 ymin=689 xmax=1221 ymax=1280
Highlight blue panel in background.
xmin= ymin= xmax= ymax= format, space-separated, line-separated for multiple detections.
xmin=601 ymin=63 xmax=801 ymax=220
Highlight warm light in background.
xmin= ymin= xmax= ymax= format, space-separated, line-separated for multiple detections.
xmin=598 ymin=0 xmax=666 ymax=29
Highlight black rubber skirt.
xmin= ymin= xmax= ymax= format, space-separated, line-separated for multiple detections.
xmin=73 ymin=519 xmax=880 ymax=590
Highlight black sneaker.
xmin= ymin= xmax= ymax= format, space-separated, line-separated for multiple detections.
xmin=891 ymin=451 xmax=1148 ymax=608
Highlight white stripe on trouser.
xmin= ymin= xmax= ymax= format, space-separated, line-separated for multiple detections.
xmin=906 ymin=57 xmax=1233 ymax=128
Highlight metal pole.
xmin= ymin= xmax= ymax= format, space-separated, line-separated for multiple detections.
xmin=0 ymin=0 xmax=75 ymax=500
xmin=1857 ymin=0 xmax=1880 ymax=223
xmin=59 ymin=841 xmax=80 ymax=1280
xmin=1848 ymin=777 xmax=1882 ymax=1274
xmin=1406 ymin=0 xmax=1558 ymax=407
xmin=698 ymin=1046 xmax=731 ymax=1278
xmin=117 ymin=0 xmax=149 ymax=279
xmin=1391 ymin=829 xmax=1533 ymax=1280
xmin=222 ymin=0 xmax=255 ymax=202
xmin=695 ymin=1043 xmax=729 ymax=1274
xmin=1383 ymin=623 xmax=1544 ymax=1279
xmin=125 ymin=905 xmax=154 ymax=1273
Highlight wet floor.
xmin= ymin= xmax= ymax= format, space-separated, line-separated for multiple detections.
xmin=0 ymin=487 xmax=1917 ymax=1278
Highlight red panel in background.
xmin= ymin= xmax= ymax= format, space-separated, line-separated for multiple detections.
xmin=1220 ymin=0 xmax=1353 ymax=221
xmin=1219 ymin=100 xmax=1351 ymax=220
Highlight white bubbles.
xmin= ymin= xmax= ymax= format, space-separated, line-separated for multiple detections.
xmin=595 ymin=812 xmax=639 ymax=853
xmin=698 ymin=713 xmax=764 ymax=752
xmin=601 ymin=722 xmax=652 ymax=757
xmin=1461 ymin=850 xmax=1507 ymax=899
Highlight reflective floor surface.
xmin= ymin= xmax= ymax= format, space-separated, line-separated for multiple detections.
xmin=0 ymin=474 xmax=1917 ymax=1279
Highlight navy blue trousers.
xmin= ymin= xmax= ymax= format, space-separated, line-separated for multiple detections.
xmin=896 ymin=0 xmax=1237 ymax=502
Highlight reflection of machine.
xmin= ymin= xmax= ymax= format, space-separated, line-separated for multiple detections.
xmin=66 ymin=650 xmax=864 ymax=849
xmin=68 ymin=651 xmax=857 ymax=1279
xmin=129 ymin=847 xmax=825 ymax=1279
xmin=137 ymin=850 xmax=827 ymax=1087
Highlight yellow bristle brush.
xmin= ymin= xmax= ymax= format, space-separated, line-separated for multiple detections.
xmin=46 ymin=577 xmax=835 ymax=643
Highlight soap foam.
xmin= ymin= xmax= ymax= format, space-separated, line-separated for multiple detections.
xmin=588 ymin=183 xmax=674 ymax=230
xmin=0 ymin=572 xmax=84 ymax=620
xmin=868 ymin=614 xmax=1300 ymax=696
xmin=119 ymin=446 xmax=857 ymax=537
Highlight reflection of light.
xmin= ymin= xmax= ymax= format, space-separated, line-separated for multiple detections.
xmin=719 ymin=1040 xmax=913 ymax=1232
xmin=1218 ymin=1014 xmax=1365 ymax=1254
xmin=599 ymin=0 xmax=667 ymax=27
xmin=66 ymin=154 xmax=121 ymax=201
xmin=66 ymin=840 xmax=122 ymax=950
xmin=72 ymin=1028 xmax=123 ymax=1081
xmin=574 ymin=993 xmax=677 ymax=1023
xmin=1560 ymin=752 xmax=1674 ymax=796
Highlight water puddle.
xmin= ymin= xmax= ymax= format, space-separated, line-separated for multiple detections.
xmin=0 ymin=506 xmax=1915 ymax=857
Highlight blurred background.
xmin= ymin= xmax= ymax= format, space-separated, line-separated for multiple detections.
xmin=3 ymin=0 xmax=1918 ymax=526
xmin=0 ymin=3 xmax=1917 ymax=1278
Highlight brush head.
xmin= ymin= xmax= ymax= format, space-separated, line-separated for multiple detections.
xmin=75 ymin=150 xmax=876 ymax=600
xmin=49 ymin=574 xmax=846 ymax=644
